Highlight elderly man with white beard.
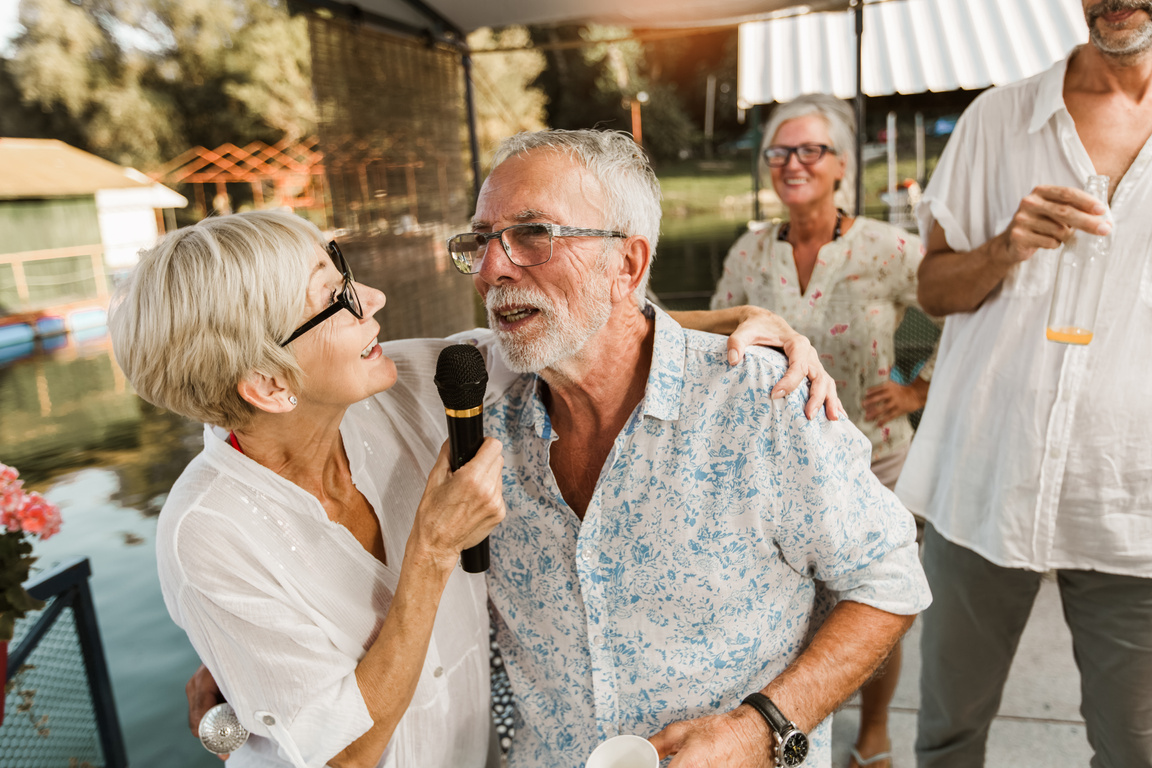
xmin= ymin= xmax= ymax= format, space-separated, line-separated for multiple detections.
xmin=447 ymin=129 xmax=931 ymax=768
xmin=896 ymin=2 xmax=1152 ymax=766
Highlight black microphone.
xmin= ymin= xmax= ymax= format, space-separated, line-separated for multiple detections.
xmin=433 ymin=343 xmax=490 ymax=573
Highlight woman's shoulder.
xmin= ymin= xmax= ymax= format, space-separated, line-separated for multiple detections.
xmin=850 ymin=217 xmax=920 ymax=253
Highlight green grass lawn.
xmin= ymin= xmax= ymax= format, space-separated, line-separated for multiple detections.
xmin=656 ymin=157 xmax=755 ymax=239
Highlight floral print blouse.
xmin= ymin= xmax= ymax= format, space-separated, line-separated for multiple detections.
xmin=712 ymin=216 xmax=937 ymax=460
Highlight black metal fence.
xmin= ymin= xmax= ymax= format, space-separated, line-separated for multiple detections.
xmin=1 ymin=557 xmax=126 ymax=768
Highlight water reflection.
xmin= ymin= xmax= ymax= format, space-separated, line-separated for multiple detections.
xmin=1 ymin=332 xmax=214 ymax=768
xmin=651 ymin=221 xmax=746 ymax=311
xmin=0 ymin=332 xmax=202 ymax=494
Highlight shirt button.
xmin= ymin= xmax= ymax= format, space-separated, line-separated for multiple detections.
xmin=433 ymin=666 xmax=444 ymax=677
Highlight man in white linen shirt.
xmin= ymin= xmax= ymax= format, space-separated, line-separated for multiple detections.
xmin=896 ymin=2 xmax=1152 ymax=766
xmin=456 ymin=128 xmax=931 ymax=768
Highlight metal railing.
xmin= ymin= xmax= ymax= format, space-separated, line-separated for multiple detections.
xmin=1 ymin=557 xmax=127 ymax=768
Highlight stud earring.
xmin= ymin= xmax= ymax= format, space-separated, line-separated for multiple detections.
xmin=289 ymin=396 xmax=298 ymax=406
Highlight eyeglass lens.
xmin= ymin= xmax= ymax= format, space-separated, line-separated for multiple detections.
xmin=328 ymin=241 xmax=363 ymax=318
xmin=448 ymin=224 xmax=553 ymax=274
xmin=764 ymin=144 xmax=829 ymax=167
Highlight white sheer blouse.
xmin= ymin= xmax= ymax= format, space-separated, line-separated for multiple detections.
xmin=157 ymin=337 xmax=504 ymax=768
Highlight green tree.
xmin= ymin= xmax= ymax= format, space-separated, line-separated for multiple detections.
xmin=640 ymin=28 xmax=743 ymax=151
xmin=468 ymin=26 xmax=548 ymax=165
xmin=2 ymin=0 xmax=314 ymax=169
xmin=526 ymin=24 xmax=700 ymax=162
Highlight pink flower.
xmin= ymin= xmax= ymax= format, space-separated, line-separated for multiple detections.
xmin=0 ymin=462 xmax=62 ymax=540
xmin=830 ymin=323 xmax=849 ymax=336
xmin=1 ymin=482 xmax=24 ymax=520
xmin=17 ymin=492 xmax=62 ymax=540
xmin=1 ymin=464 xmax=26 ymax=528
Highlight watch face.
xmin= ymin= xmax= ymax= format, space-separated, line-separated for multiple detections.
xmin=780 ymin=730 xmax=809 ymax=766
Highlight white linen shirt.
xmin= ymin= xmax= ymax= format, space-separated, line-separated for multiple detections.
xmin=481 ymin=306 xmax=931 ymax=768
xmin=156 ymin=339 xmax=496 ymax=768
xmin=896 ymin=52 xmax=1152 ymax=576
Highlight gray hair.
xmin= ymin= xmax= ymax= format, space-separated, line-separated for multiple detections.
xmin=761 ymin=93 xmax=857 ymax=211
xmin=490 ymin=129 xmax=662 ymax=302
xmin=108 ymin=210 xmax=323 ymax=430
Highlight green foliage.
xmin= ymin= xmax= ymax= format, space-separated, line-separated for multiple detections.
xmin=523 ymin=24 xmax=714 ymax=162
xmin=528 ymin=25 xmax=625 ymax=133
xmin=639 ymin=29 xmax=742 ymax=150
xmin=468 ymin=26 xmax=548 ymax=166
xmin=0 ymin=532 xmax=45 ymax=642
xmin=2 ymin=0 xmax=315 ymax=170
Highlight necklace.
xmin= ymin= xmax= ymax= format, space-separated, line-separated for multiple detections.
xmin=777 ymin=208 xmax=846 ymax=243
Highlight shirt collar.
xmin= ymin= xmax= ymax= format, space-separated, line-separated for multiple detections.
xmin=638 ymin=304 xmax=685 ymax=423
xmin=1029 ymin=53 xmax=1071 ymax=134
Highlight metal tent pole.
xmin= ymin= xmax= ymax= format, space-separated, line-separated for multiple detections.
xmin=853 ymin=0 xmax=865 ymax=216
xmin=461 ymin=51 xmax=483 ymax=201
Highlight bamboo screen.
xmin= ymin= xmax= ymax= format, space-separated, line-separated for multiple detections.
xmin=308 ymin=16 xmax=478 ymax=340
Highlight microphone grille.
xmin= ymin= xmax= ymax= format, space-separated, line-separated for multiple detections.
xmin=434 ymin=344 xmax=488 ymax=410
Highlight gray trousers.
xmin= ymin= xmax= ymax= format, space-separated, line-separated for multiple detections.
xmin=916 ymin=523 xmax=1152 ymax=768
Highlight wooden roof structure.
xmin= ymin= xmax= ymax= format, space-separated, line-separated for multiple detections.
xmin=152 ymin=137 xmax=327 ymax=219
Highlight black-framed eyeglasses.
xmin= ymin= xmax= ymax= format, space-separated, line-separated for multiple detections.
xmin=280 ymin=241 xmax=363 ymax=347
xmin=763 ymin=143 xmax=836 ymax=168
xmin=446 ymin=222 xmax=628 ymax=275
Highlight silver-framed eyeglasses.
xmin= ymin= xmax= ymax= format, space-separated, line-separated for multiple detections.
xmin=447 ymin=222 xmax=628 ymax=275
xmin=280 ymin=240 xmax=363 ymax=347
xmin=763 ymin=143 xmax=835 ymax=167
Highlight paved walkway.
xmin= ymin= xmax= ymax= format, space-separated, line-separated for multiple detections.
xmin=831 ymin=574 xmax=1093 ymax=766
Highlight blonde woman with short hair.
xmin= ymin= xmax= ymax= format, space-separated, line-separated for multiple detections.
xmin=111 ymin=210 xmax=506 ymax=768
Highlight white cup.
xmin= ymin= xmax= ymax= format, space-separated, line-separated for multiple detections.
xmin=585 ymin=734 xmax=659 ymax=768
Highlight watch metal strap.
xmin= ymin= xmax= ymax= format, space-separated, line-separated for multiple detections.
xmin=742 ymin=691 xmax=792 ymax=735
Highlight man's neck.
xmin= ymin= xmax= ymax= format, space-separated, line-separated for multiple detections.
xmin=537 ymin=302 xmax=655 ymax=519
xmin=541 ymin=302 xmax=653 ymax=436
xmin=1063 ymin=43 xmax=1152 ymax=197
xmin=1067 ymin=43 xmax=1152 ymax=101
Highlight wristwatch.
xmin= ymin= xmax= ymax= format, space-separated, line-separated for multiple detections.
xmin=741 ymin=692 xmax=809 ymax=767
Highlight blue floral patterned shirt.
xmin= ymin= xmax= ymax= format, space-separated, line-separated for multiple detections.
xmin=483 ymin=306 xmax=931 ymax=768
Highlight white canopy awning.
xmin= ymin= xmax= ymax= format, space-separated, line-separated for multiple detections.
xmin=738 ymin=0 xmax=1087 ymax=105
xmin=315 ymin=0 xmax=852 ymax=34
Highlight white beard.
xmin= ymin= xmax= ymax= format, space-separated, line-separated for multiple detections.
xmin=1089 ymin=2 xmax=1152 ymax=56
xmin=486 ymin=281 xmax=613 ymax=374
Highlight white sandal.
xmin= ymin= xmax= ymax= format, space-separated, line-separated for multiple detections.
xmin=850 ymin=746 xmax=893 ymax=767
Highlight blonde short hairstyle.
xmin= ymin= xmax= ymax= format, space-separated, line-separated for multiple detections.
xmin=108 ymin=210 xmax=324 ymax=430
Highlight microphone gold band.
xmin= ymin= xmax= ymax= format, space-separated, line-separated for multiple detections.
xmin=444 ymin=405 xmax=482 ymax=418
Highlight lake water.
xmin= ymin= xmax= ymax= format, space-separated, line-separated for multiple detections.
xmin=2 ymin=331 xmax=215 ymax=767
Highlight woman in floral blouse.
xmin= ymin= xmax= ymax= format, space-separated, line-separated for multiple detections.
xmin=711 ymin=93 xmax=939 ymax=768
